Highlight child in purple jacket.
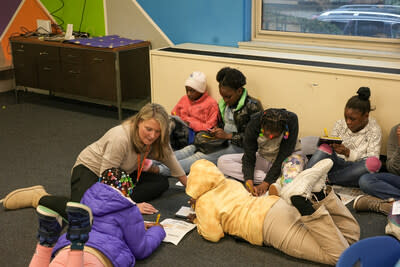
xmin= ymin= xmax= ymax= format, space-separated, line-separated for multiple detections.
xmin=29 ymin=168 xmax=165 ymax=267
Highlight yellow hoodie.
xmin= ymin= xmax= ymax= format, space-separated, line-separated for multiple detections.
xmin=186 ymin=159 xmax=279 ymax=245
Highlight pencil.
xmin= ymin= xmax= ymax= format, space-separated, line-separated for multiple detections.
xmin=245 ymin=181 xmax=254 ymax=194
xmin=324 ymin=128 xmax=329 ymax=137
xmin=155 ymin=213 xmax=161 ymax=224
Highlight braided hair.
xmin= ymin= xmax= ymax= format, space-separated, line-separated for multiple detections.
xmin=261 ymin=109 xmax=289 ymax=139
xmin=99 ymin=167 xmax=134 ymax=197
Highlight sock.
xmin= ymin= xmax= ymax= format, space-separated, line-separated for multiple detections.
xmin=291 ymin=196 xmax=315 ymax=216
xmin=70 ymin=242 xmax=85 ymax=250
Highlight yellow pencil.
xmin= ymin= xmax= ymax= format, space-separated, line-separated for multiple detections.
xmin=245 ymin=181 xmax=254 ymax=194
xmin=155 ymin=213 xmax=161 ymax=224
xmin=324 ymin=128 xmax=329 ymax=137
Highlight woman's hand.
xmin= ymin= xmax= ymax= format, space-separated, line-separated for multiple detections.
xmin=188 ymin=198 xmax=196 ymax=209
xmin=332 ymin=144 xmax=350 ymax=157
xmin=254 ymin=182 xmax=269 ymax=196
xmin=209 ymin=128 xmax=232 ymax=140
xmin=137 ymin=202 xmax=158 ymax=214
xmin=186 ymin=213 xmax=197 ymax=223
xmin=178 ymin=175 xmax=187 ymax=187
xmin=144 ymin=222 xmax=164 ymax=229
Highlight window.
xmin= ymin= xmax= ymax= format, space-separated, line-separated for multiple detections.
xmin=251 ymin=0 xmax=400 ymax=53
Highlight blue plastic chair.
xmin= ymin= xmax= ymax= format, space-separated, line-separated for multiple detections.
xmin=336 ymin=236 xmax=400 ymax=267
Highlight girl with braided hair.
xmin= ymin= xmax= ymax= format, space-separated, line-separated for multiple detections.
xmin=217 ymin=108 xmax=306 ymax=196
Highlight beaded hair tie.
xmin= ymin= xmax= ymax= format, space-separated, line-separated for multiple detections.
xmin=99 ymin=168 xmax=135 ymax=196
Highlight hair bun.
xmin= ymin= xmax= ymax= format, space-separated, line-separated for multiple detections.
xmin=357 ymin=87 xmax=371 ymax=101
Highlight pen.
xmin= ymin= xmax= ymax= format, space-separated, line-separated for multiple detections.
xmin=155 ymin=213 xmax=161 ymax=224
xmin=324 ymin=128 xmax=329 ymax=137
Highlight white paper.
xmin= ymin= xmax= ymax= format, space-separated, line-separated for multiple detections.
xmin=175 ymin=181 xmax=184 ymax=187
xmin=160 ymin=218 xmax=196 ymax=245
xmin=332 ymin=185 xmax=363 ymax=205
xmin=392 ymin=200 xmax=400 ymax=215
xmin=175 ymin=206 xmax=195 ymax=218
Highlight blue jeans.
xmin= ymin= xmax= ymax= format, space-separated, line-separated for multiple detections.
xmin=359 ymin=172 xmax=400 ymax=200
xmin=306 ymin=149 xmax=368 ymax=187
xmin=159 ymin=144 xmax=244 ymax=175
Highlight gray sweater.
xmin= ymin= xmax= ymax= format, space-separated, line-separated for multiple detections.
xmin=386 ymin=123 xmax=400 ymax=175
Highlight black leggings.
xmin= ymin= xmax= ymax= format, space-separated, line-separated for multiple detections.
xmin=39 ymin=165 xmax=170 ymax=220
xmin=130 ymin=171 xmax=169 ymax=203
xmin=39 ymin=164 xmax=98 ymax=220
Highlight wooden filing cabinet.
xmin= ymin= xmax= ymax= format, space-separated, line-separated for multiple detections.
xmin=10 ymin=36 xmax=151 ymax=119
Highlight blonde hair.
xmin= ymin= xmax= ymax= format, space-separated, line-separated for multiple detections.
xmin=124 ymin=103 xmax=171 ymax=160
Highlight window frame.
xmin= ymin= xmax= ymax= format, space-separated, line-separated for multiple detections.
xmin=251 ymin=0 xmax=400 ymax=54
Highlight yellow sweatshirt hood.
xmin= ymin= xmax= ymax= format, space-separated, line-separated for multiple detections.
xmin=186 ymin=159 xmax=279 ymax=245
xmin=186 ymin=159 xmax=226 ymax=199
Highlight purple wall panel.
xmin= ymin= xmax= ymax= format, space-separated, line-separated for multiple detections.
xmin=0 ymin=0 xmax=22 ymax=37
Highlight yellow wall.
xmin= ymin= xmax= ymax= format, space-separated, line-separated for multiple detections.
xmin=150 ymin=43 xmax=400 ymax=154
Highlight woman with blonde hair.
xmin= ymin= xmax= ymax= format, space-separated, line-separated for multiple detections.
xmin=2 ymin=103 xmax=187 ymax=218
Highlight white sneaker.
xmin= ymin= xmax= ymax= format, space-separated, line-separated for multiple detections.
xmin=280 ymin=159 xmax=333 ymax=204
xmin=311 ymin=158 xmax=334 ymax=192
xmin=312 ymin=174 xmax=328 ymax=193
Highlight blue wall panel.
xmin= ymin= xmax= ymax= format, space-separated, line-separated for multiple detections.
xmin=137 ymin=0 xmax=251 ymax=47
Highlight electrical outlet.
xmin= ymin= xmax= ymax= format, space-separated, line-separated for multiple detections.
xmin=37 ymin=19 xmax=52 ymax=34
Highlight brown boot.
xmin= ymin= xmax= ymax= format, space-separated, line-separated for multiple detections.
xmin=1 ymin=185 xmax=49 ymax=210
xmin=353 ymin=194 xmax=394 ymax=215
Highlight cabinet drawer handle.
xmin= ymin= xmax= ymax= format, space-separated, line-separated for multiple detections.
xmin=68 ymin=70 xmax=80 ymax=74
xmin=43 ymin=67 xmax=52 ymax=71
xmin=93 ymin=57 xmax=104 ymax=62
xmin=67 ymin=54 xmax=78 ymax=58
xmin=39 ymin=51 xmax=49 ymax=56
xmin=16 ymin=49 xmax=24 ymax=52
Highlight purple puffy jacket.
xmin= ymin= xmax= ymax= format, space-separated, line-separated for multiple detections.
xmin=53 ymin=182 xmax=166 ymax=267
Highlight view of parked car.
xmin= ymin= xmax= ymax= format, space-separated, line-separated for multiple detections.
xmin=315 ymin=4 xmax=400 ymax=37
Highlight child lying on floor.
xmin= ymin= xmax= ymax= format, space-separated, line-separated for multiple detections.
xmin=186 ymin=159 xmax=360 ymax=265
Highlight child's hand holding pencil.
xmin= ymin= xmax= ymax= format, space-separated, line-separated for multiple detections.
xmin=144 ymin=213 xmax=164 ymax=229
xmin=245 ymin=180 xmax=256 ymax=196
